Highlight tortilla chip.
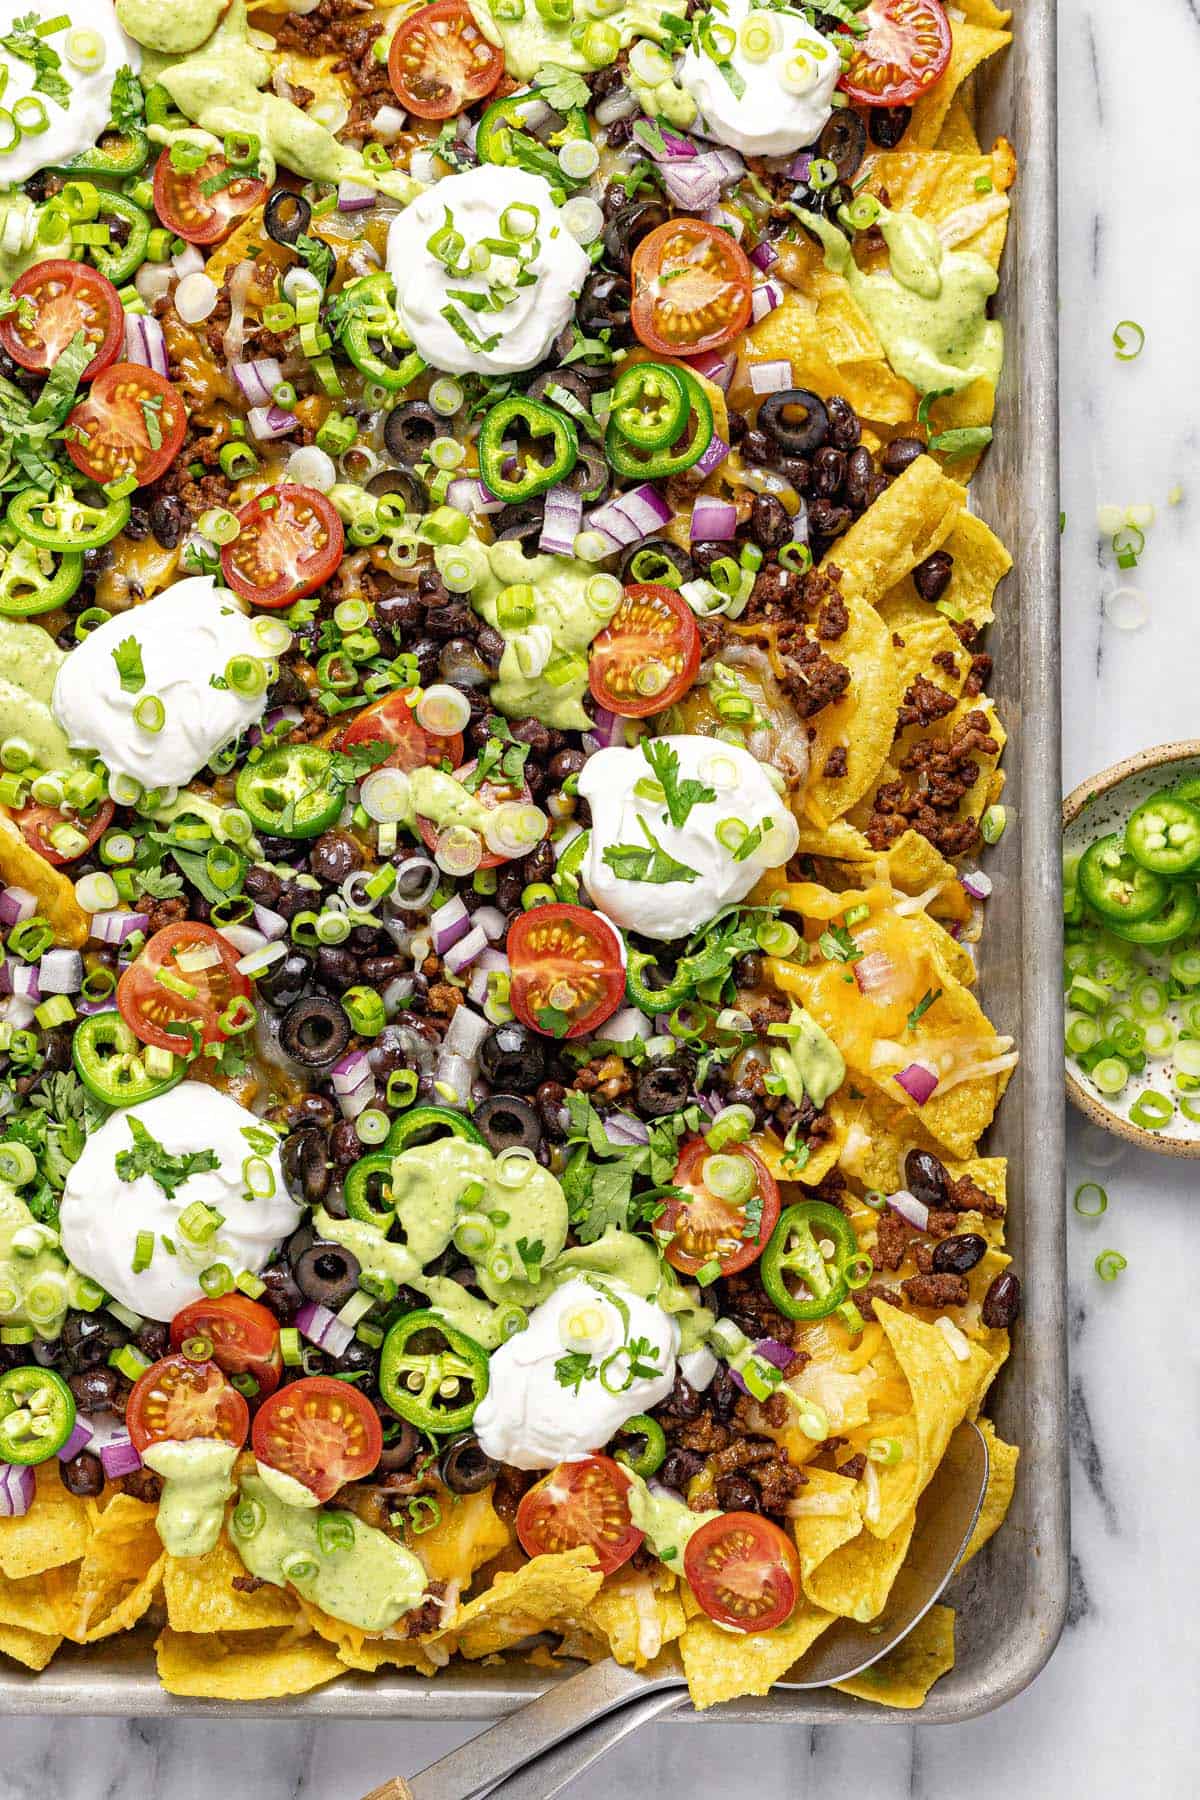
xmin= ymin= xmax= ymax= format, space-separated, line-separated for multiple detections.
xmin=956 ymin=0 xmax=1011 ymax=25
xmin=164 ymin=1533 xmax=299 ymax=1633
xmin=679 ymin=1597 xmax=835 ymax=1710
xmin=794 ymin=821 xmax=969 ymax=924
xmin=62 ymin=1494 xmax=165 ymax=1643
xmin=789 ymin=1468 xmax=863 ymax=1579
xmin=335 ymin=1637 xmax=440 ymax=1675
xmin=959 ymin=1419 xmax=1019 ymax=1567
xmin=0 ymin=816 xmax=89 ymax=948
xmin=755 ymin=1119 xmax=843 ymax=1187
xmin=831 ymin=458 xmax=966 ymax=609
xmin=582 ymin=1566 xmax=686 ymax=1669
xmin=868 ymin=1304 xmax=995 ymax=1538
xmin=877 ymin=592 xmax=972 ymax=698
xmin=861 ymin=144 xmax=1015 ymax=271
xmin=937 ymin=99 xmax=981 ymax=155
xmin=444 ymin=1548 xmax=603 ymax=1659
xmin=802 ymin=592 xmax=902 ymax=821
xmin=910 ymin=22 xmax=1012 ymax=149
xmin=0 ymin=1464 xmax=93 ymax=1579
xmin=0 ymin=1562 xmax=79 ymax=1634
xmin=407 ymin=1485 xmax=512 ymax=1586
xmin=743 ymin=295 xmax=916 ymax=428
xmin=0 ymin=1620 xmax=63 ymax=1671
xmin=155 ymin=1624 xmax=345 ymax=1699
xmin=802 ymin=1510 xmax=916 ymax=1621
xmin=833 ymin=1603 xmax=956 ymax=1707
xmin=923 ymin=509 xmax=1013 ymax=632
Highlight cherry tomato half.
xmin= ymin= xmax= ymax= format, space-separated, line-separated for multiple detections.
xmin=838 ymin=0 xmax=952 ymax=108
xmin=516 ymin=1455 xmax=644 ymax=1576
xmin=662 ymin=1137 xmax=780 ymax=1280
xmin=507 ymin=903 xmax=625 ymax=1041
xmin=588 ymin=583 xmax=701 ymax=719
xmin=171 ymin=1295 xmax=283 ymax=1399
xmin=387 ymin=0 xmax=504 ymax=120
xmin=631 ymin=217 xmax=753 ymax=358
xmin=683 ymin=1511 xmax=801 ymax=1633
xmin=252 ymin=1375 xmax=382 ymax=1504
xmin=117 ymin=921 xmax=251 ymax=1055
xmin=127 ymin=1354 xmax=249 ymax=1454
xmin=221 ymin=484 xmax=345 ymax=609
xmin=340 ymin=689 xmax=463 ymax=774
xmin=416 ymin=759 xmax=542 ymax=869
xmin=66 ymin=362 xmax=186 ymax=489
xmin=0 ymin=259 xmax=123 ymax=381
xmin=17 ymin=799 xmax=113 ymax=868
xmin=152 ymin=148 xmax=268 ymax=246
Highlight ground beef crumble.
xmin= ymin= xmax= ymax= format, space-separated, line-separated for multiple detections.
xmin=865 ymin=709 xmax=999 ymax=856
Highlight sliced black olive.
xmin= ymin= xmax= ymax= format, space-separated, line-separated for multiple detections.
xmin=281 ymin=1125 xmax=331 ymax=1206
xmin=279 ymin=994 xmax=352 ymax=1067
xmin=577 ymin=269 xmax=631 ymax=337
xmin=378 ymin=1418 xmax=420 ymax=1472
xmin=439 ymin=1433 xmax=500 ymax=1494
xmin=384 ymin=400 xmax=439 ymax=466
xmin=264 ymin=188 xmax=312 ymax=247
xmin=618 ymin=538 xmax=693 ymax=588
xmin=526 ymin=367 xmax=595 ymax=413
xmin=757 ymin=388 xmax=830 ymax=457
xmin=62 ymin=1310 xmax=124 ymax=1371
xmin=818 ymin=110 xmax=867 ymax=184
xmin=478 ymin=1021 xmax=547 ymax=1094
xmin=603 ymin=199 xmax=669 ymax=274
xmin=494 ymin=500 xmax=545 ymax=548
xmin=474 ymin=1092 xmax=542 ymax=1154
xmin=869 ymin=104 xmax=912 ymax=150
xmin=295 ymin=1242 xmax=361 ymax=1310
xmin=563 ymin=441 xmax=610 ymax=504
xmin=367 ymin=467 xmax=427 ymax=512
xmin=634 ymin=1056 xmax=695 ymax=1118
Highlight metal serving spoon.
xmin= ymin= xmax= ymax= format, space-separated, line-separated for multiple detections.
xmin=361 ymin=1420 xmax=988 ymax=1800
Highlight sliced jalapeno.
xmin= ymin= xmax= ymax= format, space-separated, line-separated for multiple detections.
xmin=378 ymin=1310 xmax=489 ymax=1434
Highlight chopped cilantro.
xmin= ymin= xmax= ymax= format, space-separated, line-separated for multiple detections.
xmin=111 ymin=636 xmax=145 ymax=693
xmin=1 ymin=11 xmax=70 ymax=109
xmin=640 ymin=738 xmax=716 ymax=829
xmin=603 ymin=815 xmax=699 ymax=885
xmin=533 ymin=62 xmax=590 ymax=112
xmin=907 ymin=987 xmax=943 ymax=1031
xmin=114 ymin=1116 xmax=220 ymax=1199
xmin=818 ymin=924 xmax=862 ymax=964
xmin=554 ymin=1351 xmax=596 ymax=1394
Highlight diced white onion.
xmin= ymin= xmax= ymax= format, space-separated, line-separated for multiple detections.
xmin=174 ymin=273 xmax=219 ymax=324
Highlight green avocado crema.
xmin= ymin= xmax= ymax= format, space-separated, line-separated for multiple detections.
xmin=468 ymin=0 xmax=689 ymax=82
xmin=142 ymin=1438 xmax=238 ymax=1558
xmin=436 ymin=538 xmax=622 ymax=732
xmin=123 ymin=0 xmax=417 ymax=198
xmin=625 ymin=1470 xmax=717 ymax=1566
xmin=230 ymin=1472 xmax=427 ymax=1632
xmin=0 ymin=618 xmax=79 ymax=776
xmin=800 ymin=206 xmax=1003 ymax=396
xmin=0 ymin=1181 xmax=76 ymax=1340
xmin=769 ymin=1006 xmax=845 ymax=1110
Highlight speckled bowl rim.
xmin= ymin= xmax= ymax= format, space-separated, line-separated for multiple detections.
xmin=1063 ymin=739 xmax=1200 ymax=1156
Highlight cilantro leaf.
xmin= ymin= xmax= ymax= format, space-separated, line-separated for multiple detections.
xmin=535 ymin=1004 xmax=574 ymax=1039
xmin=641 ymin=738 xmax=715 ymax=829
xmin=109 ymin=65 xmax=145 ymax=133
xmin=2 ymin=1071 xmax=104 ymax=1226
xmin=533 ymin=62 xmax=591 ymax=112
xmin=114 ymin=1116 xmax=220 ymax=1199
xmin=907 ymin=987 xmax=942 ymax=1031
xmin=515 ymin=1236 xmax=545 ymax=1276
xmin=554 ymin=1351 xmax=596 ymax=1394
xmin=817 ymin=924 xmax=862 ymax=964
xmin=133 ymin=863 xmax=184 ymax=901
xmin=294 ymin=233 xmax=334 ymax=289
xmin=602 ymin=815 xmax=699 ymax=885
xmin=111 ymin=636 xmax=145 ymax=694
xmin=1 ymin=11 xmax=70 ymax=109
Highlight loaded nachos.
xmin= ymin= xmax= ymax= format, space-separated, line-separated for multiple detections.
xmin=0 ymin=0 xmax=1021 ymax=1711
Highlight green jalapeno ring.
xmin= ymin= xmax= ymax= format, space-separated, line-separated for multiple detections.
xmin=343 ymin=1152 xmax=396 ymax=1228
xmin=613 ymin=1412 xmax=667 ymax=1479
xmin=760 ymin=1201 xmax=861 ymax=1322
xmin=378 ymin=1310 xmax=490 ymax=1434
xmin=385 ymin=1106 xmax=486 ymax=1154
xmin=478 ymin=396 xmax=578 ymax=503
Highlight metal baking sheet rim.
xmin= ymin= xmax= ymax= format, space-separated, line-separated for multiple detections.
xmin=0 ymin=0 xmax=1067 ymax=1726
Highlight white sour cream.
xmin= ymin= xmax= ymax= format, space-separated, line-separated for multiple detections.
xmin=473 ymin=1277 xmax=678 ymax=1471
xmin=52 ymin=577 xmax=273 ymax=790
xmin=0 ymin=3 xmax=142 ymax=187
xmin=577 ymin=735 xmax=800 ymax=942
xmin=681 ymin=0 xmax=840 ymax=159
xmin=385 ymin=165 xmax=590 ymax=376
xmin=59 ymin=1084 xmax=299 ymax=1321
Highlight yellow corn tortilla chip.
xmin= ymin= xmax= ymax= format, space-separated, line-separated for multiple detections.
xmin=833 ymin=1602 xmax=955 ymax=1707
xmin=0 ymin=1620 xmax=63 ymax=1671
xmin=929 ymin=509 xmax=1013 ymax=631
xmin=0 ymin=816 xmax=89 ymax=948
xmin=164 ymin=1533 xmax=300 ymax=1633
xmin=582 ymin=1566 xmax=686 ymax=1669
xmin=861 ymin=144 xmax=1015 ymax=271
xmin=742 ymin=294 xmax=916 ymax=428
xmin=755 ymin=1119 xmax=843 ymax=1187
xmin=801 ymin=592 xmax=902 ymax=822
xmin=802 ymin=1510 xmax=916 ymax=1621
xmin=956 ymin=0 xmax=1011 ymax=26
xmin=937 ymin=99 xmax=981 ymax=155
xmin=155 ymin=1625 xmax=344 ymax=1699
xmin=910 ymin=22 xmax=1012 ymax=149
xmin=62 ymin=1494 xmax=165 ymax=1643
xmin=959 ymin=1419 xmax=1019 ymax=1568
xmin=831 ymin=458 xmax=966 ymax=609
xmin=680 ymin=1597 xmax=835 ymax=1710
xmin=789 ymin=1468 xmax=863 ymax=1580
xmin=334 ymin=1637 xmax=440 ymax=1675
xmin=444 ymin=1548 xmax=603 ymax=1659
xmin=0 ymin=1562 xmax=79 ymax=1634
xmin=794 ymin=821 xmax=970 ymax=924
xmin=0 ymin=1464 xmax=93 ymax=1579
xmin=407 ymin=1485 xmax=512 ymax=1586
xmin=877 ymin=592 xmax=972 ymax=697
xmin=867 ymin=1303 xmax=995 ymax=1539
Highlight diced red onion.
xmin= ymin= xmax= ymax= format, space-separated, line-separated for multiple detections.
xmin=692 ymin=433 xmax=730 ymax=478
xmin=430 ymin=894 xmax=471 ymax=954
xmin=37 ymin=949 xmax=82 ymax=994
xmin=443 ymin=924 xmax=489 ymax=975
xmin=789 ymin=152 xmax=812 ymax=182
xmin=233 ymin=358 xmax=285 ymax=407
xmin=588 ymin=482 xmax=672 ymax=548
xmin=99 ymin=1433 xmax=142 ymax=1480
xmin=383 ymin=974 xmax=415 ymax=1015
xmin=887 ymin=1188 xmax=930 ymax=1230
xmin=661 ymin=160 xmax=721 ymax=212
xmin=749 ymin=359 xmax=794 ymax=396
xmin=539 ymin=483 xmax=583 ymax=556
xmin=656 ymin=127 xmax=697 ymax=159
xmin=0 ymin=1463 xmax=35 ymax=1517
xmin=702 ymin=204 xmax=744 ymax=240
xmin=589 ymin=705 xmax=627 ymax=750
xmin=751 ymin=278 xmax=784 ymax=324
xmin=690 ymin=495 xmax=737 ymax=542
xmin=594 ymin=85 xmax=637 ymax=126
xmin=331 ymin=1049 xmax=373 ymax=1096
xmin=0 ymin=961 xmax=39 ymax=1000
xmin=89 ymin=909 xmax=150 ymax=945
xmin=0 ymin=885 xmax=36 ymax=926
xmin=853 ymin=951 xmax=895 ymax=995
xmin=253 ymin=903 xmax=289 ymax=940
xmin=961 ymin=870 xmax=994 ymax=900
xmin=442 ymin=1002 xmax=491 ymax=1061
xmin=705 ymin=145 xmax=746 ymax=187
xmin=295 ymin=1301 xmax=353 ymax=1359
xmin=247 ymin=404 xmax=297 ymax=441
xmin=445 ymin=476 xmax=504 ymax=517
xmin=729 ymin=1336 xmax=794 ymax=1396
xmin=750 ymin=240 xmax=780 ymax=273
xmin=124 ymin=311 xmax=169 ymax=377
xmin=683 ymin=350 xmax=735 ymax=392
xmin=220 ymin=923 xmax=267 ymax=959
xmin=894 ymin=1063 xmax=940 ymax=1105
xmin=58 ymin=1418 xmax=95 ymax=1462
xmin=472 ymin=905 xmax=507 ymax=945
xmin=467 ymin=946 xmax=510 ymax=1006
xmin=340 ymin=1079 xmax=377 ymax=1121
xmin=0 ymin=995 xmax=35 ymax=1029
xmin=337 ymin=178 xmax=376 ymax=212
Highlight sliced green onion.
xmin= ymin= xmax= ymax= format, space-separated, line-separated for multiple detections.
xmin=1112 ymin=320 xmax=1145 ymax=361
xmin=1094 ymin=1249 xmax=1127 ymax=1282
xmin=1129 ymin=1089 xmax=1173 ymax=1131
xmin=1073 ymin=1182 xmax=1107 ymax=1217
xmin=133 ymin=695 xmax=165 ymax=734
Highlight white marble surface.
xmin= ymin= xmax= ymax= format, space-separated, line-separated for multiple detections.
xmin=5 ymin=7 xmax=1200 ymax=1798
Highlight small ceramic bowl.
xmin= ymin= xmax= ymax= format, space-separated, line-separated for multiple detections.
xmin=1063 ymin=739 xmax=1200 ymax=1155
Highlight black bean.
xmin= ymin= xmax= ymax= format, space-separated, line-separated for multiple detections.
xmin=315 ymin=946 xmax=360 ymax=992
xmin=135 ymin=1321 xmax=169 ymax=1362
xmin=869 ymin=104 xmax=912 ymax=149
xmin=981 ymin=1271 xmax=1021 ymax=1329
xmin=844 ymin=446 xmax=875 ymax=509
xmin=818 ymin=110 xmax=867 ymax=184
xmin=882 ymin=436 xmax=926 ymax=476
xmin=932 ymin=1233 xmax=987 ymax=1276
xmin=68 ymin=1367 xmax=120 ymax=1413
xmin=259 ymin=1263 xmax=304 ymax=1322
xmin=660 ymin=1448 xmax=705 ymax=1490
xmin=807 ymin=499 xmax=852 ymax=540
xmin=243 ymin=865 xmax=283 ymax=909
xmin=148 ymin=494 xmax=189 ymax=549
xmin=664 ymin=1371 xmax=702 ymax=1420
xmin=375 ymin=591 xmax=423 ymax=635
xmin=715 ymin=1474 xmax=761 ymax=1513
xmin=750 ymin=492 xmax=791 ymax=550
xmin=710 ymin=1363 xmax=740 ymax=1422
xmin=812 ymin=445 xmax=847 ymax=498
xmin=740 ymin=428 xmax=772 ymax=466
xmin=309 ymin=829 xmax=363 ymax=886
xmin=329 ymin=1120 xmax=363 ymax=1168
xmin=60 ymin=1451 xmax=104 ymax=1498
xmin=549 ymin=748 xmax=585 ymax=781
xmin=257 ymin=949 xmax=312 ymax=1011
xmin=323 ymin=1339 xmax=375 ymax=1378
xmin=295 ymin=1243 xmax=361 ymax=1310
xmin=535 ymin=1079 xmax=567 ymax=1136
xmin=913 ymin=550 xmax=954 ymax=603
xmin=61 ymin=1311 xmax=124 ymax=1371
xmin=905 ymin=1148 xmax=950 ymax=1209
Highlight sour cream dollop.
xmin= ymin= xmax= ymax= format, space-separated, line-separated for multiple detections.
xmin=53 ymin=576 xmax=275 ymax=789
xmin=680 ymin=0 xmax=839 ymax=159
xmin=59 ymin=1085 xmax=299 ymax=1322
xmin=577 ymin=736 xmax=799 ymax=942
xmin=0 ymin=3 xmax=141 ymax=186
xmin=474 ymin=1277 xmax=678 ymax=1471
xmin=386 ymin=165 xmax=590 ymax=376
